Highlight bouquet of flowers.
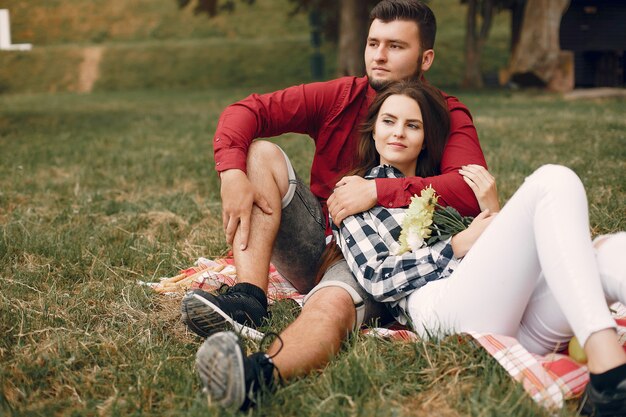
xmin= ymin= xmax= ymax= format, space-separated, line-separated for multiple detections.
xmin=395 ymin=186 xmax=474 ymax=255
xmin=428 ymin=203 xmax=474 ymax=245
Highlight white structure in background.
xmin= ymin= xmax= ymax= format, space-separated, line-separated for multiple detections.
xmin=0 ymin=9 xmax=32 ymax=51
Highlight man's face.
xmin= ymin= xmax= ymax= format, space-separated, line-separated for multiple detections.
xmin=365 ymin=19 xmax=423 ymax=90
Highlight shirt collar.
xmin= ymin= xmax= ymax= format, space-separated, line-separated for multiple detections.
xmin=364 ymin=164 xmax=405 ymax=180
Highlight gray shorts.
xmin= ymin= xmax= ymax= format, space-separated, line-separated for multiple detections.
xmin=274 ymin=146 xmax=391 ymax=329
xmin=271 ymin=147 xmax=326 ymax=294
xmin=303 ymin=260 xmax=392 ymax=330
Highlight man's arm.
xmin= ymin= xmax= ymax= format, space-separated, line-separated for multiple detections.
xmin=374 ymin=96 xmax=486 ymax=217
xmin=328 ymin=96 xmax=486 ymax=225
xmin=213 ymin=78 xmax=356 ymax=247
xmin=213 ymin=78 xmax=355 ymax=173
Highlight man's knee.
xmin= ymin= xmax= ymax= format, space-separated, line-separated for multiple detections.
xmin=247 ymin=141 xmax=284 ymax=169
xmin=302 ymin=286 xmax=356 ymax=332
xmin=247 ymin=141 xmax=289 ymax=194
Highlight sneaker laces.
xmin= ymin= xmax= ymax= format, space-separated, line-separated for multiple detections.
xmin=240 ymin=334 xmax=284 ymax=411
xmin=258 ymin=331 xmax=285 ymax=385
xmin=216 ymin=283 xmax=231 ymax=295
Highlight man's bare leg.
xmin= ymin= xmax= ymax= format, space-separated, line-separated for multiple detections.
xmin=181 ymin=141 xmax=291 ymax=338
xmin=195 ymin=286 xmax=357 ymax=410
xmin=267 ymin=287 xmax=356 ymax=379
xmin=231 ymin=141 xmax=290 ymax=292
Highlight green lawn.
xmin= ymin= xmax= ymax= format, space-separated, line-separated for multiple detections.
xmin=0 ymin=89 xmax=624 ymax=416
xmin=1 ymin=0 xmax=511 ymax=93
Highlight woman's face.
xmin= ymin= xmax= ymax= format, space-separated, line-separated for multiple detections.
xmin=373 ymin=94 xmax=424 ymax=177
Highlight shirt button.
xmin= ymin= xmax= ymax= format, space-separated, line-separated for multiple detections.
xmin=216 ymin=162 xmax=221 ymax=166
xmin=389 ymin=202 xmax=393 ymax=207
xmin=216 ymin=137 xmax=221 ymax=142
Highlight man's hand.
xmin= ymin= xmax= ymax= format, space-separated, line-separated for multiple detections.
xmin=451 ymin=209 xmax=497 ymax=258
xmin=327 ymin=176 xmax=377 ymax=227
xmin=459 ymin=164 xmax=500 ymax=213
xmin=220 ymin=169 xmax=273 ymax=250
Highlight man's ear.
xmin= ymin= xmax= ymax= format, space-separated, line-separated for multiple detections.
xmin=421 ymin=49 xmax=435 ymax=72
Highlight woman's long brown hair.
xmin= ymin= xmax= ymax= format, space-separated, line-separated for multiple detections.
xmin=314 ymin=80 xmax=451 ymax=284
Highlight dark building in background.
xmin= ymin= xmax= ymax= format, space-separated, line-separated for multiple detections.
xmin=560 ymin=0 xmax=626 ymax=87
xmin=505 ymin=0 xmax=625 ymax=88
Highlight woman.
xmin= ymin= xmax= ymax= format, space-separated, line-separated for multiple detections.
xmin=328 ymin=80 xmax=626 ymax=415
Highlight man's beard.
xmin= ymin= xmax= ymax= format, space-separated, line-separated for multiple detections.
xmin=368 ymin=53 xmax=424 ymax=91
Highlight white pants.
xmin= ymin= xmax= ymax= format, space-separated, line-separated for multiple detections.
xmin=406 ymin=165 xmax=626 ymax=355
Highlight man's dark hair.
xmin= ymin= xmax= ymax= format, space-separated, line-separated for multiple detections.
xmin=369 ymin=0 xmax=437 ymax=51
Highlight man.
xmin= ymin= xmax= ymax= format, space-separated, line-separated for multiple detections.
xmin=185 ymin=0 xmax=486 ymax=410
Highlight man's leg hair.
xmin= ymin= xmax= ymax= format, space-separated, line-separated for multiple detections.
xmin=266 ymin=286 xmax=357 ymax=379
xmin=231 ymin=141 xmax=291 ymax=290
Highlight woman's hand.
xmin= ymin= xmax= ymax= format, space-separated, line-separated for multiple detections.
xmin=451 ymin=209 xmax=497 ymax=258
xmin=459 ymin=164 xmax=500 ymax=213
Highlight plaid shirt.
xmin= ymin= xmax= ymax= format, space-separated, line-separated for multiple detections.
xmin=333 ymin=165 xmax=460 ymax=323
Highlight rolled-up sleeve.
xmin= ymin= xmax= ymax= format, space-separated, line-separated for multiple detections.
xmin=213 ymin=78 xmax=354 ymax=174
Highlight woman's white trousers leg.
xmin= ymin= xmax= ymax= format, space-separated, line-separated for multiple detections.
xmin=406 ymin=165 xmax=620 ymax=354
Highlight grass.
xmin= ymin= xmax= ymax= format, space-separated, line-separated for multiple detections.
xmin=0 ymin=0 xmax=510 ymax=93
xmin=4 ymin=0 xmax=310 ymax=45
xmin=0 ymin=88 xmax=624 ymax=416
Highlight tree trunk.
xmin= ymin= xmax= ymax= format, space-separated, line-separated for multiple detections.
xmin=510 ymin=0 xmax=525 ymax=52
xmin=463 ymin=0 xmax=494 ymax=88
xmin=337 ymin=0 xmax=368 ymax=76
xmin=463 ymin=0 xmax=482 ymax=88
xmin=501 ymin=0 xmax=573 ymax=91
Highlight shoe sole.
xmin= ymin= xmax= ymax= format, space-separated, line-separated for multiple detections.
xmin=196 ymin=331 xmax=245 ymax=410
xmin=182 ymin=293 xmax=265 ymax=341
xmin=181 ymin=293 xmax=227 ymax=338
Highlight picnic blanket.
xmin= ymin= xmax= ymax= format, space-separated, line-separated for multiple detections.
xmin=146 ymin=257 xmax=626 ymax=411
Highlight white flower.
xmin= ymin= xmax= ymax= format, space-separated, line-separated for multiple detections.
xmin=406 ymin=228 xmax=425 ymax=252
xmin=396 ymin=186 xmax=438 ymax=255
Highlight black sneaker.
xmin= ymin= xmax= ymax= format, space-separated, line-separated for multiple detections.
xmin=181 ymin=283 xmax=268 ymax=340
xmin=581 ymin=379 xmax=626 ymax=416
xmin=196 ymin=331 xmax=277 ymax=411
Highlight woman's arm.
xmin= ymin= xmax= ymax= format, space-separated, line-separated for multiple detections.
xmin=450 ymin=209 xmax=496 ymax=258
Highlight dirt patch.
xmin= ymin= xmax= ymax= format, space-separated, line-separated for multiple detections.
xmin=78 ymin=46 xmax=103 ymax=93
xmin=401 ymin=378 xmax=471 ymax=417
xmin=564 ymin=88 xmax=626 ymax=101
xmin=138 ymin=210 xmax=189 ymax=242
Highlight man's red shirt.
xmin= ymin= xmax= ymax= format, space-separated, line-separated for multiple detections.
xmin=213 ymin=76 xmax=487 ymax=228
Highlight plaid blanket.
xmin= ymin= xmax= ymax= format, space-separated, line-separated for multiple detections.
xmin=149 ymin=258 xmax=626 ymax=411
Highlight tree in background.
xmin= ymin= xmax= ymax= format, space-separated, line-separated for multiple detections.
xmin=176 ymin=0 xmax=377 ymax=76
xmin=460 ymin=0 xmax=518 ymax=88
xmin=181 ymin=0 xmax=572 ymax=89
xmin=461 ymin=0 xmax=573 ymax=91
xmin=500 ymin=0 xmax=572 ymax=92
